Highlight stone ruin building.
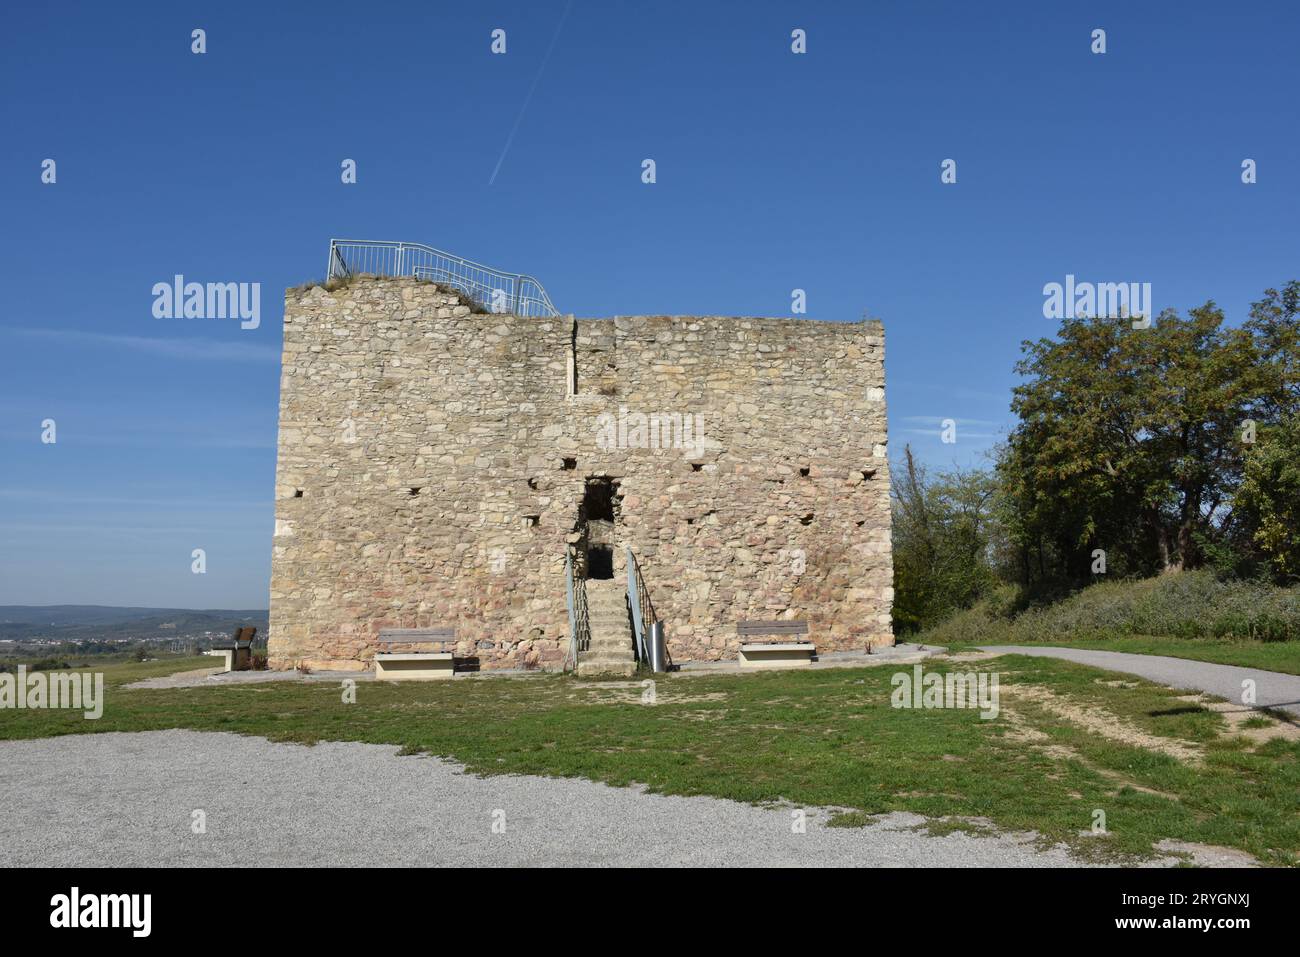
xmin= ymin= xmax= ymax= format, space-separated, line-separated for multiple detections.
xmin=268 ymin=241 xmax=892 ymax=675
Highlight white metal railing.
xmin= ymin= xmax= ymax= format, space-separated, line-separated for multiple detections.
xmin=326 ymin=239 xmax=559 ymax=318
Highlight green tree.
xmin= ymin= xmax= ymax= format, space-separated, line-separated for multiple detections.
xmin=892 ymin=446 xmax=999 ymax=632
xmin=1244 ymin=281 xmax=1300 ymax=420
xmin=1003 ymin=304 xmax=1258 ymax=579
xmin=1234 ymin=418 xmax=1300 ymax=582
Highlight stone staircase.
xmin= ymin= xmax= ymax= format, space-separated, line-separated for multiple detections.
xmin=577 ymin=578 xmax=636 ymax=677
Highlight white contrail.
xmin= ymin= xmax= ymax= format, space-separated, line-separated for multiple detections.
xmin=489 ymin=0 xmax=574 ymax=185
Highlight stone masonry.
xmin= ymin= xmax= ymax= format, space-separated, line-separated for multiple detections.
xmin=268 ymin=277 xmax=892 ymax=672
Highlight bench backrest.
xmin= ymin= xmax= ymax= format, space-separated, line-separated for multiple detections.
xmin=737 ymin=620 xmax=809 ymax=638
xmin=233 ymin=626 xmax=257 ymax=648
xmin=378 ymin=627 xmax=455 ymax=644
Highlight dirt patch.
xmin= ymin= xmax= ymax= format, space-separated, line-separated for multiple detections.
xmin=894 ymin=790 xmax=964 ymax=800
xmin=1175 ymin=694 xmax=1300 ymax=746
xmin=1002 ymin=683 xmax=1203 ymax=764
xmin=1154 ymin=839 xmax=1259 ymax=868
xmin=995 ymin=691 xmax=1183 ymax=800
xmin=569 ymin=684 xmax=729 ymax=707
xmin=125 ymin=667 xmax=224 ymax=689
xmin=676 ymin=709 xmax=728 ymax=722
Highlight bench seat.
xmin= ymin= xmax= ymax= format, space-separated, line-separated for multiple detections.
xmin=374 ymin=651 xmax=455 ymax=680
xmin=738 ymin=642 xmax=816 ymax=669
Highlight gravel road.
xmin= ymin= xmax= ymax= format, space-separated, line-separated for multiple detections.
xmin=980 ymin=646 xmax=1300 ymax=717
xmin=0 ymin=729 xmax=1128 ymax=868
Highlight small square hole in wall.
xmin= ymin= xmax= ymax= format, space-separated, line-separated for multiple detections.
xmin=799 ymin=467 xmax=810 ymax=478
xmin=799 ymin=513 xmax=814 ymax=526
xmin=293 ymin=489 xmax=304 ymax=498
xmin=523 ymin=514 xmax=540 ymax=528
xmin=561 ymin=458 xmax=577 ymax=470
xmin=527 ymin=477 xmax=539 ymax=490
xmin=691 ymin=463 xmax=703 ymax=472
xmin=409 ymin=487 xmax=422 ymax=496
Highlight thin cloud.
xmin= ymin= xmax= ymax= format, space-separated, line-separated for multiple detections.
xmin=899 ymin=415 xmax=1006 ymax=427
xmin=897 ymin=428 xmax=1001 ymax=441
xmin=7 ymin=327 xmax=279 ymax=363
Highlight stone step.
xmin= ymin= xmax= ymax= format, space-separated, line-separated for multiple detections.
xmin=585 ymin=655 xmax=633 ymax=665
xmin=582 ymin=638 xmax=632 ymax=652
xmin=579 ymin=655 xmax=635 ymax=667
xmin=577 ymin=661 xmax=635 ymax=677
xmin=581 ymin=578 xmax=634 ymax=673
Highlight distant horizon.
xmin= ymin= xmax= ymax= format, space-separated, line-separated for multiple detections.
xmin=0 ymin=604 xmax=269 ymax=612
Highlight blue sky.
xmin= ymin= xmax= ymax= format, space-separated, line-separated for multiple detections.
xmin=1 ymin=1 xmax=1297 ymax=608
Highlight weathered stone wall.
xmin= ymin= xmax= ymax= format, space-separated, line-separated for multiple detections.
xmin=269 ymin=277 xmax=891 ymax=671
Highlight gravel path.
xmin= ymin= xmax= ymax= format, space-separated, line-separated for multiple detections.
xmin=980 ymin=646 xmax=1300 ymax=717
xmin=0 ymin=730 xmax=1152 ymax=868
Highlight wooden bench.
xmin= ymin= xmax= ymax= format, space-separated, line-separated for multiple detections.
xmin=209 ymin=626 xmax=257 ymax=672
xmin=374 ymin=627 xmax=456 ymax=680
xmin=736 ymin=620 xmax=815 ymax=669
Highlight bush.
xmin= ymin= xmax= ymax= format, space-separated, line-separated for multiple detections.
xmin=920 ymin=570 xmax=1300 ymax=644
xmin=37 ymin=658 xmax=72 ymax=671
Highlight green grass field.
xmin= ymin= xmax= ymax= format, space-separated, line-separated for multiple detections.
xmin=2 ymin=654 xmax=1297 ymax=865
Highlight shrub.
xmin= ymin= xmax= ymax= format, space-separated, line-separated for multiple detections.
xmin=919 ymin=570 xmax=1300 ymax=644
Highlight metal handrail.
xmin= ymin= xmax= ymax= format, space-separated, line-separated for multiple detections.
xmin=626 ymin=547 xmax=662 ymax=666
xmin=565 ymin=549 xmax=591 ymax=671
xmin=326 ymin=239 xmax=559 ymax=318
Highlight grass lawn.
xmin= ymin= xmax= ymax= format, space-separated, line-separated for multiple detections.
xmin=2 ymin=655 xmax=1298 ymax=866
xmin=939 ymin=636 xmax=1300 ymax=676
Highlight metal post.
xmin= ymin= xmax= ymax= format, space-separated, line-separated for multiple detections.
xmin=565 ymin=550 xmax=577 ymax=670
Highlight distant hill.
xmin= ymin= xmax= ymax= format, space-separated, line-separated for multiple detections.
xmin=0 ymin=605 xmax=268 ymax=643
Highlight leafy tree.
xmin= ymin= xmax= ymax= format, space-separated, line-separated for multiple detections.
xmin=1234 ymin=417 xmax=1300 ymax=582
xmin=1003 ymin=304 xmax=1258 ymax=579
xmin=1244 ymin=281 xmax=1300 ymax=421
xmin=892 ymin=446 xmax=999 ymax=632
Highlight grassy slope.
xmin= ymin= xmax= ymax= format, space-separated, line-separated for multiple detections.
xmin=2 ymin=656 xmax=1297 ymax=865
xmin=919 ymin=571 xmax=1300 ymax=674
